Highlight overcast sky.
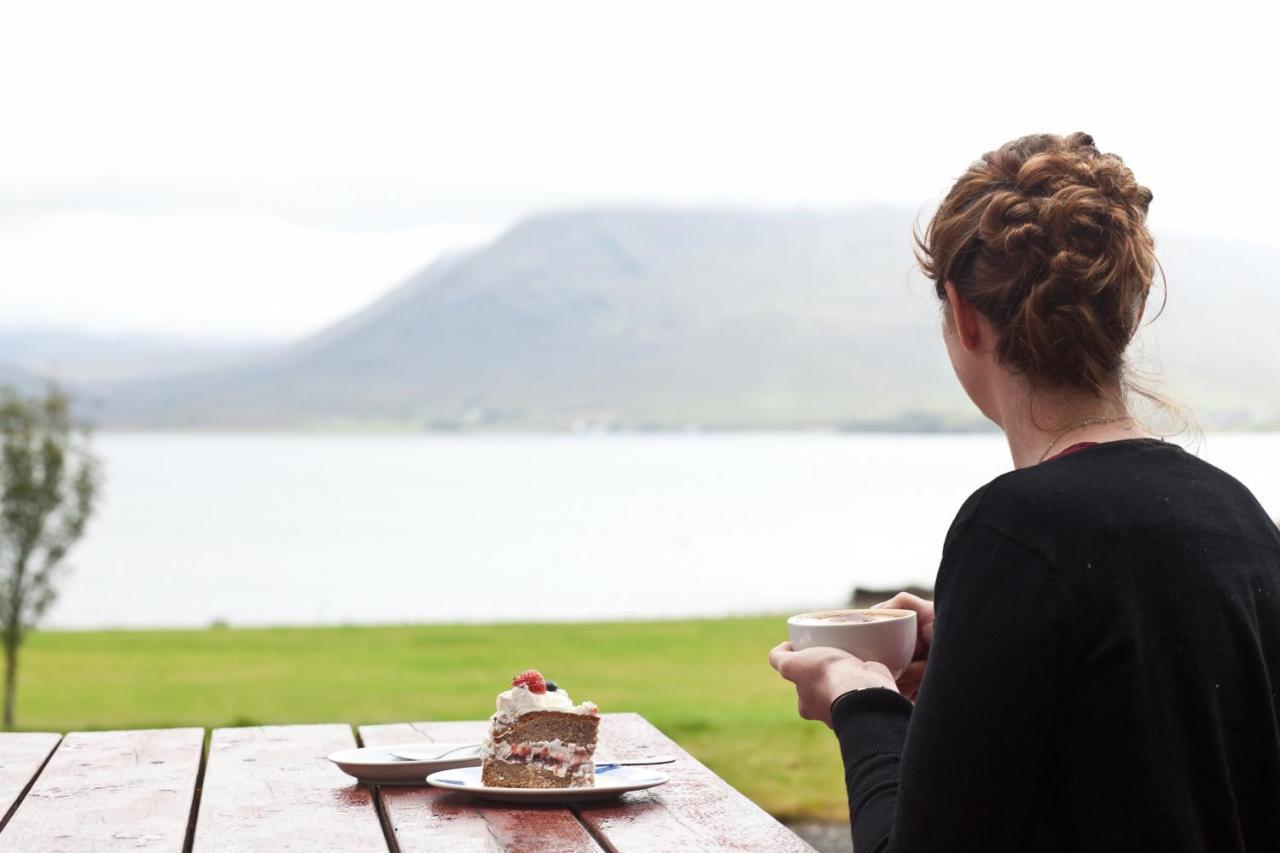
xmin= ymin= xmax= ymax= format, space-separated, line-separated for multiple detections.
xmin=3 ymin=0 xmax=1276 ymax=341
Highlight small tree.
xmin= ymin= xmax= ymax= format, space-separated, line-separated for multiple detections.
xmin=0 ymin=386 xmax=100 ymax=729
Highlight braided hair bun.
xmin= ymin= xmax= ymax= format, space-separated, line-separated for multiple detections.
xmin=918 ymin=132 xmax=1157 ymax=395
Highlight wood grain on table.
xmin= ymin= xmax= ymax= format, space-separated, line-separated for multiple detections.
xmin=0 ymin=728 xmax=202 ymax=853
xmin=193 ymin=724 xmax=386 ymax=853
xmin=0 ymin=732 xmax=60 ymax=831
xmin=576 ymin=713 xmax=816 ymax=852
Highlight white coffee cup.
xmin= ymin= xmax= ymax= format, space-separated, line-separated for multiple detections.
xmin=786 ymin=608 xmax=917 ymax=677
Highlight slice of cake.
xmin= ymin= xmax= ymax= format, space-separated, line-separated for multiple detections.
xmin=481 ymin=669 xmax=600 ymax=788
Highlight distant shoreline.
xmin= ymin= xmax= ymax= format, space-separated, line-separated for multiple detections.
xmin=78 ymin=422 xmax=1280 ymax=435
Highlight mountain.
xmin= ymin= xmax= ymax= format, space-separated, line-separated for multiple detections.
xmin=99 ymin=208 xmax=1280 ymax=430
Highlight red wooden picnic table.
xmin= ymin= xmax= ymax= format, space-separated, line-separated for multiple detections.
xmin=0 ymin=713 xmax=815 ymax=851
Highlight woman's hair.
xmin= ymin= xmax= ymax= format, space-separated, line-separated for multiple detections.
xmin=916 ymin=132 xmax=1158 ymax=397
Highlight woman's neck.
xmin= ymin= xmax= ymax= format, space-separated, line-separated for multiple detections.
xmin=994 ymin=382 xmax=1153 ymax=469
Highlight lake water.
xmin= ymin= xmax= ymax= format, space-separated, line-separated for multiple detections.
xmin=44 ymin=432 xmax=1280 ymax=629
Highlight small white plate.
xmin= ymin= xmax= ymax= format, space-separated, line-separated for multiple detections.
xmin=328 ymin=743 xmax=481 ymax=786
xmin=426 ymin=765 xmax=669 ymax=803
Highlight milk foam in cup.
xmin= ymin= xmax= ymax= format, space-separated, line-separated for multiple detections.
xmin=786 ymin=609 xmax=917 ymax=677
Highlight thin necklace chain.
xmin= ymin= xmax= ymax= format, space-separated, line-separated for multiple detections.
xmin=1037 ymin=415 xmax=1134 ymax=463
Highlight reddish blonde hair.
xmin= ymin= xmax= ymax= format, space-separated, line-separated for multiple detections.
xmin=917 ymin=132 xmax=1157 ymax=396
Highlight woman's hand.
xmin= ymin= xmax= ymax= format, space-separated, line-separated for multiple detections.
xmin=768 ymin=642 xmax=898 ymax=728
xmin=875 ymin=591 xmax=936 ymax=701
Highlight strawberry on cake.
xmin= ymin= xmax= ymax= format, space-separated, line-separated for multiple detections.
xmin=481 ymin=669 xmax=600 ymax=788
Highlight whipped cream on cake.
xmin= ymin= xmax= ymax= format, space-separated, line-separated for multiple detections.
xmin=493 ymin=683 xmax=597 ymax=722
xmin=481 ymin=669 xmax=601 ymax=788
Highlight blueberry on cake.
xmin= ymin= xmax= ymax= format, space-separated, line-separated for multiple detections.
xmin=481 ymin=669 xmax=600 ymax=788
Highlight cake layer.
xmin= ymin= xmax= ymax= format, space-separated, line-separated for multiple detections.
xmin=485 ymin=738 xmax=593 ymax=772
xmin=490 ymin=710 xmax=600 ymax=747
xmin=482 ymin=757 xmax=594 ymax=789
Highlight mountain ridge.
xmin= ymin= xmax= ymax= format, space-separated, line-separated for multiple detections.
xmin=14 ymin=207 xmax=1280 ymax=431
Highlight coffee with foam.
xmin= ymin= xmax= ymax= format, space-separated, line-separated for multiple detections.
xmin=790 ymin=609 xmax=910 ymax=626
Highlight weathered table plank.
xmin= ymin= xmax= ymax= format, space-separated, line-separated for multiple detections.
xmin=0 ymin=732 xmax=61 ymax=830
xmin=193 ymin=724 xmax=386 ymax=852
xmin=359 ymin=720 xmax=602 ymax=853
xmin=0 ymin=727 xmax=203 ymax=853
xmin=575 ymin=713 xmax=815 ymax=852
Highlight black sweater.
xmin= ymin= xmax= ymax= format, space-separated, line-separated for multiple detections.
xmin=832 ymin=439 xmax=1280 ymax=852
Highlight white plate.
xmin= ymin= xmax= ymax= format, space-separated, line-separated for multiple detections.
xmin=328 ymin=743 xmax=481 ymax=786
xmin=426 ymin=764 xmax=669 ymax=803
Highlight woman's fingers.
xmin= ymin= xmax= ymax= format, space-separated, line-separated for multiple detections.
xmin=873 ymin=591 xmax=937 ymax=657
xmin=896 ymin=660 xmax=926 ymax=700
xmin=768 ymin=641 xmax=794 ymax=673
xmin=770 ymin=644 xmax=853 ymax=683
xmin=873 ymin=591 xmax=933 ymax=613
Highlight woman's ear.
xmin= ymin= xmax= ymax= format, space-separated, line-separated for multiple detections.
xmin=943 ymin=281 xmax=984 ymax=353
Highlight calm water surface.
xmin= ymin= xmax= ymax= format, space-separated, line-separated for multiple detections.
xmin=46 ymin=432 xmax=1280 ymax=629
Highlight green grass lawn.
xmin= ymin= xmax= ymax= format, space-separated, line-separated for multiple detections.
xmin=18 ymin=618 xmax=849 ymax=821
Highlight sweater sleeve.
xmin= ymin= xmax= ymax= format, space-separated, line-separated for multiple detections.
xmin=831 ymin=520 xmax=1068 ymax=852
